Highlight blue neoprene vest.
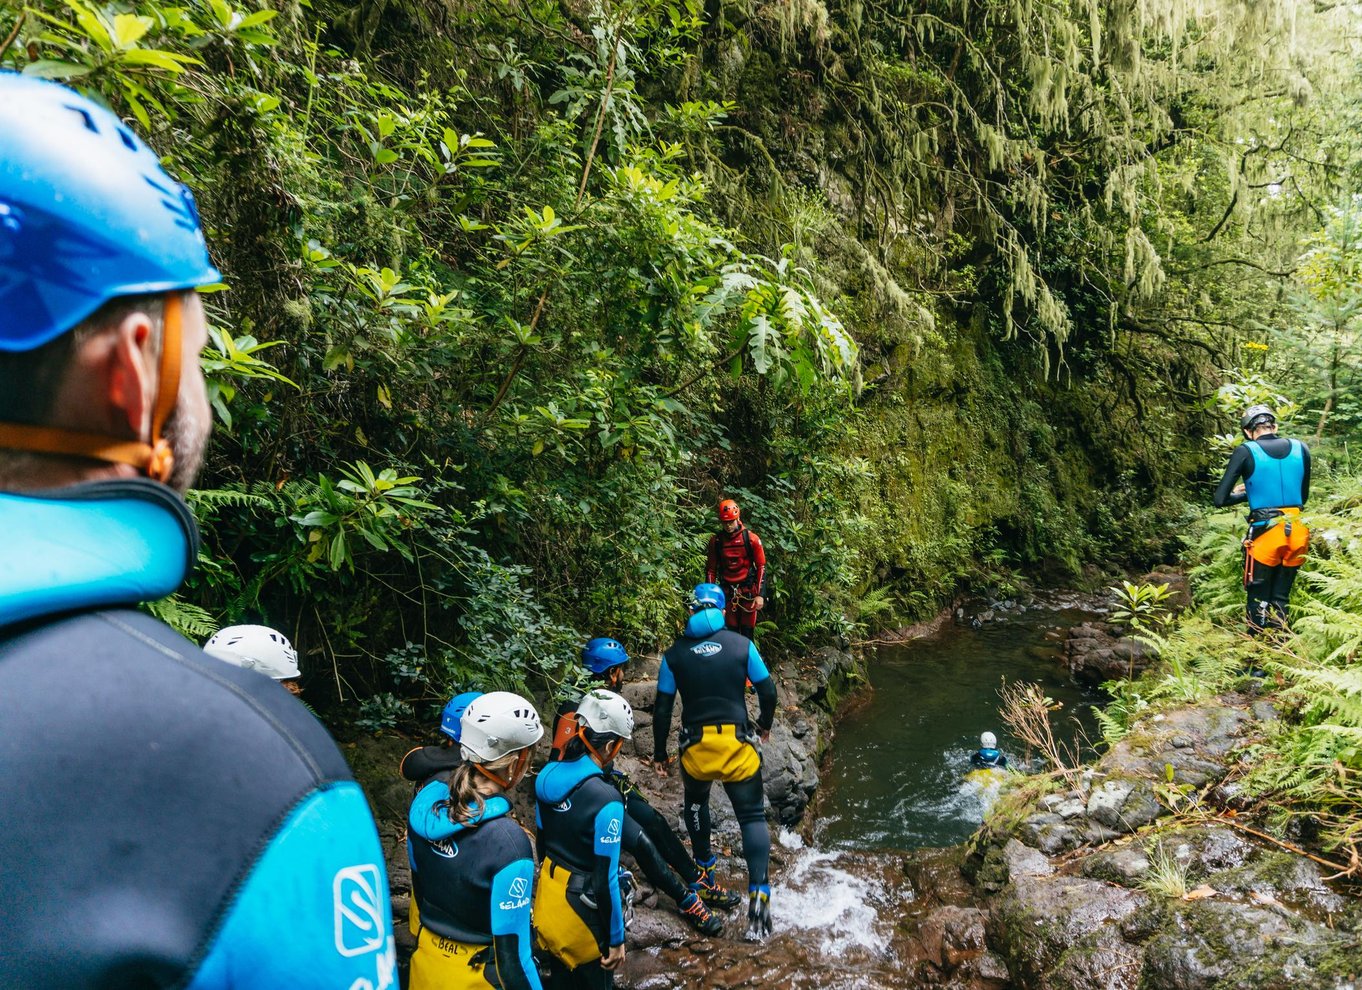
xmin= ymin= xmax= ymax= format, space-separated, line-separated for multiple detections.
xmin=0 ymin=480 xmax=397 ymax=989
xmin=1244 ymin=439 xmax=1305 ymax=510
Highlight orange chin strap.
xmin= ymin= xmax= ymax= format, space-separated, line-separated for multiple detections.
xmin=578 ymin=729 xmax=624 ymax=767
xmin=474 ymin=748 xmax=532 ymax=790
xmin=0 ymin=292 xmax=182 ymax=484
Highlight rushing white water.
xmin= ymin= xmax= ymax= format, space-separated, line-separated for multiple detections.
xmin=767 ymin=830 xmax=906 ymax=957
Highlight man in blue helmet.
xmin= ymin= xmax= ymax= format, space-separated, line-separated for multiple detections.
xmin=0 ymin=76 xmax=396 ymax=989
xmin=652 ymin=583 xmax=779 ymax=942
xmin=547 ymin=638 xmax=727 ymax=936
xmin=1213 ymin=404 xmax=1312 ymax=633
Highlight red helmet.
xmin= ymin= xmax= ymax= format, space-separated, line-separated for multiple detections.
xmin=718 ymin=498 xmax=741 ymax=522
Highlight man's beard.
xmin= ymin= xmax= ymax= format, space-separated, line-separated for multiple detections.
xmin=161 ymin=398 xmax=209 ymax=494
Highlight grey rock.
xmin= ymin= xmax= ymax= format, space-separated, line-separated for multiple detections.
xmin=1001 ymin=838 xmax=1055 ymax=879
xmin=1081 ymin=845 xmax=1152 ymax=884
xmin=620 ymin=680 xmax=656 ymax=711
xmin=989 ymin=875 xmax=1148 ymax=988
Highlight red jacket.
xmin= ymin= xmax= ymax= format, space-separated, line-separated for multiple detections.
xmin=706 ymin=525 xmax=766 ymax=592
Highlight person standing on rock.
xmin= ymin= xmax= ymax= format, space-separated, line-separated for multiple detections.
xmin=0 ymin=76 xmax=396 ymax=988
xmin=652 ymin=583 xmax=779 ymax=941
xmin=407 ymin=692 xmax=544 ymax=990
xmin=535 ymin=690 xmax=635 ymax=989
xmin=548 ymin=638 xmax=727 ymax=935
xmin=706 ymin=498 xmax=767 ymax=640
xmin=1213 ymin=404 xmax=1311 ymax=634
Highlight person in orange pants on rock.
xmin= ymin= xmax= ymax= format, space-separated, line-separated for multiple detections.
xmin=1213 ymin=404 xmax=1311 ymax=635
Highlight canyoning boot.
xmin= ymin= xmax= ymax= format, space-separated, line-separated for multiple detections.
xmin=745 ymin=884 xmax=772 ymax=942
xmin=692 ymin=856 xmax=741 ymax=909
xmin=678 ymin=891 xmax=723 ymax=936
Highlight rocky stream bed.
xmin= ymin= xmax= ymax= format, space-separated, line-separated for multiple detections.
xmin=350 ymin=588 xmax=1362 ymax=989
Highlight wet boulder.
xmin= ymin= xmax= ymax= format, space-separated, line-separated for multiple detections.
xmin=1086 ymin=777 xmax=1163 ymax=833
xmin=1140 ymin=899 xmax=1355 ymax=990
xmin=761 ymin=718 xmax=821 ymax=823
xmin=988 ymin=874 xmax=1148 ymax=990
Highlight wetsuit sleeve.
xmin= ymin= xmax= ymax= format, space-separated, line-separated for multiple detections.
xmin=489 ymin=857 xmax=542 ymax=990
xmin=749 ymin=530 xmax=767 ymax=594
xmin=400 ymin=745 xmax=461 ymax=783
xmin=653 ymin=660 xmax=676 ymax=761
xmin=593 ymin=798 xmax=626 ymax=949
xmin=747 ymin=642 xmax=777 ymax=732
xmin=185 ymin=782 xmax=397 ymax=990
xmin=706 ymin=534 xmax=719 ymax=584
xmin=1213 ymin=445 xmax=1253 ymax=507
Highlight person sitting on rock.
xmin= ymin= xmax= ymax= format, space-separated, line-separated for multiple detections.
xmin=651 ymin=583 xmax=779 ymax=942
xmin=549 ymin=638 xmax=726 ymax=936
xmin=401 ymin=690 xmax=482 ymax=786
xmin=971 ymin=731 xmax=1008 ymax=769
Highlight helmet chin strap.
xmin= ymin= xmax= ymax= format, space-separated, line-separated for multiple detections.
xmin=474 ymin=748 xmax=531 ymax=790
xmin=579 ymin=729 xmax=623 ymax=767
xmin=0 ymin=292 xmax=182 ymax=484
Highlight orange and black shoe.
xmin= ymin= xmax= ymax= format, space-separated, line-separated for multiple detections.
xmin=691 ymin=856 xmax=741 ymax=909
xmin=678 ymin=891 xmax=723 ymax=936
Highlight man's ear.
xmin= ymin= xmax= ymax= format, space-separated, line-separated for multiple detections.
xmin=105 ymin=311 xmax=157 ymax=437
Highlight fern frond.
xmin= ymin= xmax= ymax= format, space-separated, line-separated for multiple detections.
xmin=142 ymin=594 xmax=219 ymax=640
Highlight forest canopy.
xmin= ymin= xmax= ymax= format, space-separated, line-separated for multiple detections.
xmin=5 ymin=0 xmax=1361 ymax=730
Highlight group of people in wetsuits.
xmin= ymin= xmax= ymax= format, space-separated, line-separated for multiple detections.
xmin=200 ymin=524 xmax=779 ymax=989
xmin=391 ymin=573 xmax=778 ymax=989
xmin=0 ymin=73 xmax=1316 ymax=989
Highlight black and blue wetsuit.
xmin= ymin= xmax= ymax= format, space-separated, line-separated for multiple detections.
xmin=971 ymin=748 xmax=1007 ymax=769
xmin=534 ymin=756 xmax=625 ymax=988
xmin=401 ymin=744 xmax=464 ymax=786
xmin=654 ymin=606 xmax=777 ymax=889
xmin=407 ymin=779 xmax=540 ymax=990
xmin=1214 ymin=434 xmax=1312 ymax=630
xmin=0 ymin=480 xmax=397 ymax=989
xmin=549 ymin=698 xmax=699 ymax=905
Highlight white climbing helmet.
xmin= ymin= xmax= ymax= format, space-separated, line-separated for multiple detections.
xmin=460 ymin=691 xmax=544 ymax=763
xmin=575 ymin=689 xmax=634 ymax=740
xmin=204 ymin=625 xmax=300 ymax=680
xmin=980 ymin=731 xmax=998 ymax=749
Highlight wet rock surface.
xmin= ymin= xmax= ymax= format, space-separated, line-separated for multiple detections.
xmin=968 ymin=693 xmax=1362 ymax=990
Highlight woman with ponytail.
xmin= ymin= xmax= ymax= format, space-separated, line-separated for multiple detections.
xmin=407 ymin=692 xmax=544 ymax=990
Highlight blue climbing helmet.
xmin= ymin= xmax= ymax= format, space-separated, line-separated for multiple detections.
xmin=692 ymin=582 xmax=726 ymax=610
xmin=0 ymin=73 xmax=221 ymax=352
xmin=440 ymin=691 xmax=483 ymax=742
xmin=582 ymin=637 xmax=629 ymax=675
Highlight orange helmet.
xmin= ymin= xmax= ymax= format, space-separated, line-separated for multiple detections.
xmin=718 ymin=498 xmax=741 ymax=522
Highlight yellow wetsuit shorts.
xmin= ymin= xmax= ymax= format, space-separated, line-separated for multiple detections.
xmin=680 ymin=723 xmax=761 ymax=782
xmin=534 ymin=856 xmax=603 ymax=969
xmin=408 ymin=927 xmax=497 ymax=990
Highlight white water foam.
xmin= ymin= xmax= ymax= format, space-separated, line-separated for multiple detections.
xmin=770 ymin=845 xmax=905 ymax=956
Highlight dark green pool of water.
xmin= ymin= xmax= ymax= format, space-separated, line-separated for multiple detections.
xmin=818 ymin=596 xmax=1106 ymax=850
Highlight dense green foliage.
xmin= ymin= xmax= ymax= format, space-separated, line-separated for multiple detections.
xmin=7 ymin=0 xmax=1360 ymax=732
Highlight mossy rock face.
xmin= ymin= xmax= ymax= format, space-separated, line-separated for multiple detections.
xmin=988 ymin=874 xmax=1148 ymax=986
xmin=1141 ymin=899 xmax=1355 ymax=990
xmin=1207 ymin=850 xmax=1352 ymax=921
xmin=344 ymin=732 xmax=420 ymax=830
